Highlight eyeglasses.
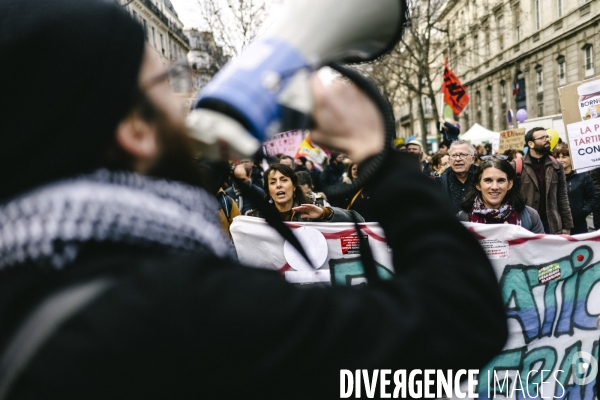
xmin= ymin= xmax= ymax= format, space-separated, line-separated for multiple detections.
xmin=143 ymin=62 xmax=193 ymax=93
xmin=532 ymin=135 xmax=550 ymax=142
xmin=480 ymin=155 xmax=508 ymax=161
xmin=449 ymin=153 xmax=473 ymax=159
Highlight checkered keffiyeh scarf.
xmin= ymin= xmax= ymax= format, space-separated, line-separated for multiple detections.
xmin=0 ymin=170 xmax=233 ymax=272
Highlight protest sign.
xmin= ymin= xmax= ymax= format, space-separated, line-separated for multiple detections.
xmin=558 ymin=78 xmax=600 ymax=126
xmin=295 ymin=134 xmax=326 ymax=169
xmin=232 ymin=217 xmax=600 ymax=399
xmin=558 ymin=77 xmax=600 ymax=171
xmin=263 ymin=130 xmax=304 ymax=158
xmin=566 ymin=119 xmax=600 ymax=170
xmin=499 ymin=128 xmax=525 ymax=153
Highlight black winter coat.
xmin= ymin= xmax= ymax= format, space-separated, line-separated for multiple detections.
xmin=566 ymin=171 xmax=599 ymax=234
xmin=0 ymin=153 xmax=507 ymax=399
xmin=319 ymin=162 xmax=345 ymax=190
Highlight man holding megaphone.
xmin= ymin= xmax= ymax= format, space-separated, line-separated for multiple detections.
xmin=0 ymin=0 xmax=507 ymax=398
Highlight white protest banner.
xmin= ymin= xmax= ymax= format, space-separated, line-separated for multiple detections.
xmin=567 ymin=119 xmax=600 ymax=171
xmin=230 ymin=216 xmax=393 ymax=285
xmin=460 ymin=223 xmax=600 ymax=400
xmin=232 ymin=217 xmax=600 ymax=399
xmin=263 ymin=130 xmax=304 ymax=158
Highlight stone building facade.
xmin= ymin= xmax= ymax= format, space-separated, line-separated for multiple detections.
xmin=121 ymin=0 xmax=190 ymax=64
xmin=186 ymin=29 xmax=228 ymax=92
xmin=436 ymin=0 xmax=599 ymax=133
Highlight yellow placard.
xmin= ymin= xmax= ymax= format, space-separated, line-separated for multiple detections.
xmin=498 ymin=128 xmax=525 ymax=153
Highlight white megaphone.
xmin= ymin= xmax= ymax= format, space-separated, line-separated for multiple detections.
xmin=187 ymin=0 xmax=407 ymax=158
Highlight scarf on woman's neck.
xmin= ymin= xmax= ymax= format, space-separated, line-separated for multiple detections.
xmin=0 ymin=169 xmax=233 ymax=273
xmin=468 ymin=196 xmax=521 ymax=226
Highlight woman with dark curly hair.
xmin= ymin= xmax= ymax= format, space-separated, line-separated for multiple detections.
xmin=457 ymin=156 xmax=544 ymax=233
xmin=247 ymin=164 xmax=363 ymax=222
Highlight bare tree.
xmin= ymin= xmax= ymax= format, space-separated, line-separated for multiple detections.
xmin=198 ymin=0 xmax=268 ymax=57
xmin=358 ymin=0 xmax=448 ymax=153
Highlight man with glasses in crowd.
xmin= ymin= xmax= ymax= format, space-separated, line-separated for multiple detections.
xmin=437 ymin=140 xmax=478 ymax=213
xmin=514 ymin=128 xmax=573 ymax=234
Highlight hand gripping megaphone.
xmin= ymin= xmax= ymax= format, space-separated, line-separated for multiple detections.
xmin=187 ymin=0 xmax=407 ymax=158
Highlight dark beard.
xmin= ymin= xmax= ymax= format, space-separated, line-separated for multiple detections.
xmin=100 ymin=99 xmax=211 ymax=192
xmin=147 ymin=119 xmax=210 ymax=191
xmin=533 ymin=143 xmax=550 ymax=156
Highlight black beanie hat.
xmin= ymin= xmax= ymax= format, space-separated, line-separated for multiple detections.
xmin=0 ymin=0 xmax=145 ymax=201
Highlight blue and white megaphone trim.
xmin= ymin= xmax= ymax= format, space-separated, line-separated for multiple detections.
xmin=187 ymin=0 xmax=407 ymax=158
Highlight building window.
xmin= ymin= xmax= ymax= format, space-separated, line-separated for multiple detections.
xmin=512 ymin=3 xmax=521 ymax=42
xmin=500 ymin=81 xmax=507 ymax=103
xmin=487 ymin=86 xmax=493 ymax=129
xmin=536 ymin=66 xmax=543 ymax=92
xmin=535 ymin=0 xmax=541 ymax=30
xmin=557 ymin=0 xmax=563 ymax=18
xmin=473 ymin=35 xmax=479 ymax=65
xmin=160 ymin=34 xmax=164 ymax=55
xmin=459 ymin=38 xmax=466 ymax=70
xmin=557 ymin=57 xmax=566 ymax=86
xmin=515 ymin=71 xmax=527 ymax=110
xmin=142 ymin=18 xmax=148 ymax=40
xmin=151 ymin=27 xmax=156 ymax=47
xmin=585 ymin=45 xmax=594 ymax=77
xmin=423 ymin=97 xmax=433 ymax=115
xmin=498 ymin=15 xmax=504 ymax=51
xmin=485 ymin=30 xmax=491 ymax=58
xmin=132 ymin=10 xmax=137 ymax=21
xmin=476 ymin=91 xmax=482 ymax=124
xmin=538 ymin=103 xmax=544 ymax=117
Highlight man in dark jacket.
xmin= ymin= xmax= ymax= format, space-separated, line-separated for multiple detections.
xmin=437 ymin=140 xmax=478 ymax=213
xmin=406 ymin=139 xmax=432 ymax=176
xmin=226 ymin=164 xmax=265 ymax=215
xmin=239 ymin=158 xmax=264 ymax=188
xmin=437 ymin=118 xmax=460 ymax=142
xmin=514 ymin=128 xmax=573 ymax=234
xmin=554 ymin=145 xmax=598 ymax=234
xmin=320 ymin=151 xmax=345 ymax=190
xmin=0 ymin=1 xmax=507 ymax=398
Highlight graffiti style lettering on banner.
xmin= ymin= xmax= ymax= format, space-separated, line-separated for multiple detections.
xmin=479 ymin=245 xmax=600 ymax=400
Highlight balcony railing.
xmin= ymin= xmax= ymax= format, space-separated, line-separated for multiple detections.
xmin=139 ymin=0 xmax=190 ymax=46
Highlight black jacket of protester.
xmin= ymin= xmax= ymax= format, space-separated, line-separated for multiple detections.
xmin=0 ymin=153 xmax=507 ymax=399
xmin=319 ymin=162 xmax=345 ymax=190
xmin=565 ymin=171 xmax=599 ymax=234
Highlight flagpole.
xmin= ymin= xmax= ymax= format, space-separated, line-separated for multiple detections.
xmin=440 ymin=58 xmax=445 ymax=132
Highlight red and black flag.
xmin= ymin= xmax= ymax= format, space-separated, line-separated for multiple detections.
xmin=442 ymin=57 xmax=469 ymax=115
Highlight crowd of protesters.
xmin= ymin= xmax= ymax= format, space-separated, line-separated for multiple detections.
xmin=215 ymin=124 xmax=600 ymax=240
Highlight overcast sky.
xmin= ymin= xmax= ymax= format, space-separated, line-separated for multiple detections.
xmin=169 ymin=0 xmax=205 ymax=30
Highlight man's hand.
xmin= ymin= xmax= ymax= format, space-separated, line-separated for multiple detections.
xmin=310 ymin=75 xmax=384 ymax=164
xmin=561 ymin=229 xmax=571 ymax=235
